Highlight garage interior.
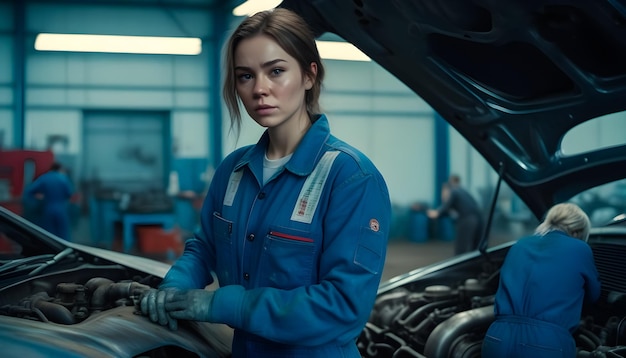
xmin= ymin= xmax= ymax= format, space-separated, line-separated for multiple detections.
xmin=0 ymin=0 xmax=542 ymax=282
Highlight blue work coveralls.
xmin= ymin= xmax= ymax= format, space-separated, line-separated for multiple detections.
xmin=161 ymin=114 xmax=391 ymax=357
xmin=482 ymin=230 xmax=601 ymax=358
xmin=437 ymin=186 xmax=483 ymax=254
xmin=24 ymin=170 xmax=74 ymax=241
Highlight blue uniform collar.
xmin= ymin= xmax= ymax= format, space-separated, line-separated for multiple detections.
xmin=235 ymin=114 xmax=331 ymax=177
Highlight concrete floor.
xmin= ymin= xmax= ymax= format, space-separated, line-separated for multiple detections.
xmin=381 ymin=229 xmax=521 ymax=281
xmin=381 ymin=239 xmax=455 ymax=281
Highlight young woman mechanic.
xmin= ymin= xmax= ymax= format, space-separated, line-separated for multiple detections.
xmin=482 ymin=203 xmax=601 ymax=358
xmin=140 ymin=8 xmax=391 ymax=357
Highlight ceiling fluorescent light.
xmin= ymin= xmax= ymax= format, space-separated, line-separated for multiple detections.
xmin=316 ymin=41 xmax=371 ymax=62
xmin=34 ymin=33 xmax=202 ymax=55
xmin=233 ymin=0 xmax=283 ymax=16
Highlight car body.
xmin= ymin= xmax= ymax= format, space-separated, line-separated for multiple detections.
xmin=278 ymin=0 xmax=626 ymax=357
xmin=2 ymin=1 xmax=626 ymax=357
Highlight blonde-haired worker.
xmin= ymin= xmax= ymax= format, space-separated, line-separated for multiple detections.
xmin=482 ymin=203 xmax=600 ymax=358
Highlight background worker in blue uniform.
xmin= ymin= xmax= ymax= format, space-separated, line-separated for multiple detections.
xmin=482 ymin=202 xmax=601 ymax=358
xmin=140 ymin=8 xmax=392 ymax=357
xmin=427 ymin=174 xmax=484 ymax=254
xmin=23 ymin=162 xmax=74 ymax=241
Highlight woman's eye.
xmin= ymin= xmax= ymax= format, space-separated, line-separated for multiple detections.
xmin=237 ymin=73 xmax=252 ymax=81
xmin=271 ymin=68 xmax=284 ymax=76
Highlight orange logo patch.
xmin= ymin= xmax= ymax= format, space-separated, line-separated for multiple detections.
xmin=369 ymin=219 xmax=380 ymax=232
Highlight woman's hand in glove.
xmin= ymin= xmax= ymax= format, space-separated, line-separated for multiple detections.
xmin=139 ymin=288 xmax=180 ymax=330
xmin=164 ymin=289 xmax=215 ymax=322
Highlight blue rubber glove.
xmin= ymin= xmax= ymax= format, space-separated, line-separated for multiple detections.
xmin=139 ymin=288 xmax=180 ymax=330
xmin=164 ymin=289 xmax=215 ymax=323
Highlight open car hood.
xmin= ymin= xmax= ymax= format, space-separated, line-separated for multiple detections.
xmin=280 ymin=0 xmax=626 ymax=218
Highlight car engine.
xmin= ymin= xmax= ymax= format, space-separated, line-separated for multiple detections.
xmin=358 ymin=234 xmax=626 ymax=358
xmin=0 ymin=248 xmax=230 ymax=358
xmin=1 ymin=276 xmax=150 ymax=325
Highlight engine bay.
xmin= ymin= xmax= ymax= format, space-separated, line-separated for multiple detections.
xmin=1 ymin=209 xmax=626 ymax=357
xmin=0 ymin=249 xmax=227 ymax=358
xmin=358 ymin=235 xmax=626 ymax=358
xmin=1 ymin=273 xmax=151 ymax=325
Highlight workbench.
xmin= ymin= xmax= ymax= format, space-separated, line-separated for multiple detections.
xmin=121 ymin=212 xmax=175 ymax=253
xmin=90 ymin=195 xmax=176 ymax=253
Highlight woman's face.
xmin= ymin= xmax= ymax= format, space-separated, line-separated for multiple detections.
xmin=234 ymin=34 xmax=315 ymax=130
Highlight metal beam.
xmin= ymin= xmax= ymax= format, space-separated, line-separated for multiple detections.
xmin=434 ymin=112 xmax=450 ymax=205
xmin=209 ymin=4 xmax=230 ymax=168
xmin=20 ymin=0 xmax=221 ymax=10
xmin=13 ymin=0 xmax=25 ymax=148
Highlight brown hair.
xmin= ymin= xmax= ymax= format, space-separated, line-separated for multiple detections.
xmin=222 ymin=8 xmax=325 ymax=137
xmin=448 ymin=174 xmax=461 ymax=186
xmin=50 ymin=162 xmax=63 ymax=171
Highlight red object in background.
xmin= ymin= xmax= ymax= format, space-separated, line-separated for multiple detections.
xmin=0 ymin=149 xmax=55 ymax=215
xmin=136 ymin=225 xmax=183 ymax=256
xmin=0 ymin=149 xmax=54 ymax=197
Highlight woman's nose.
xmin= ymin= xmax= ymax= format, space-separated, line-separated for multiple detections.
xmin=253 ymin=76 xmax=269 ymax=96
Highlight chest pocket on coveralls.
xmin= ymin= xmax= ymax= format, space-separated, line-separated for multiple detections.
xmin=212 ymin=212 xmax=235 ymax=284
xmin=259 ymin=226 xmax=316 ymax=290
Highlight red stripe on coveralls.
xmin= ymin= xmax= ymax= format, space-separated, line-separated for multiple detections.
xmin=269 ymin=231 xmax=314 ymax=243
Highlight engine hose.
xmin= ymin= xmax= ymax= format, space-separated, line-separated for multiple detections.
xmin=411 ymin=306 xmax=458 ymax=347
xmin=617 ymin=316 xmax=626 ymax=345
xmin=576 ymin=333 xmax=597 ymax=352
xmin=30 ymin=292 xmax=74 ymax=325
xmin=33 ymin=299 xmax=75 ymax=325
xmin=105 ymin=281 xmax=151 ymax=306
xmin=368 ymin=343 xmax=396 ymax=357
xmin=393 ymin=346 xmax=427 ymax=358
xmin=31 ymin=307 xmax=49 ymax=323
xmin=578 ymin=326 xmax=602 ymax=347
xmin=424 ymin=305 xmax=494 ymax=358
xmin=85 ymin=277 xmax=114 ymax=312
xmin=401 ymin=299 xmax=457 ymax=331
xmin=86 ymin=278 xmax=150 ymax=312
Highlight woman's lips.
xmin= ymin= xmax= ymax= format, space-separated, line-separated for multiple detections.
xmin=255 ymin=105 xmax=276 ymax=115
